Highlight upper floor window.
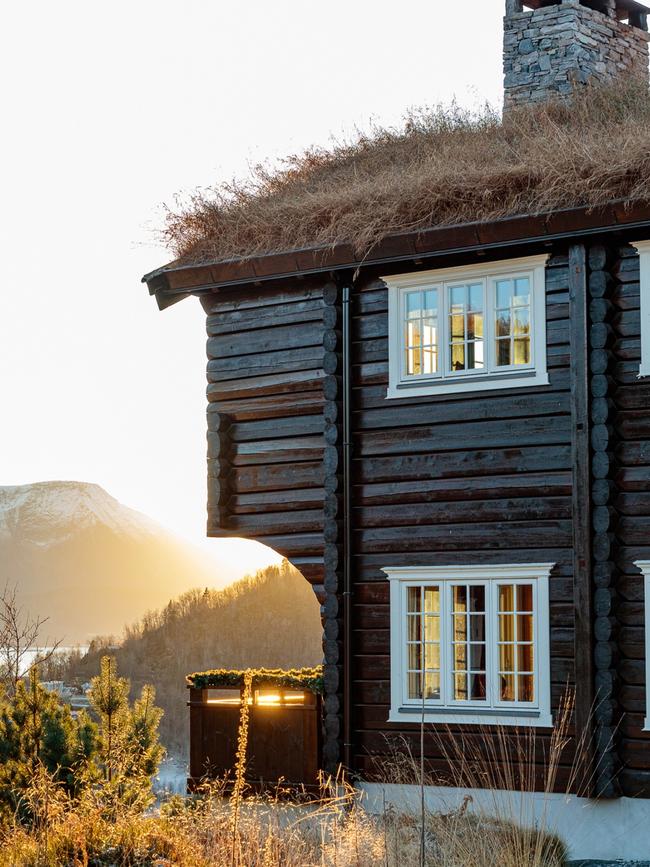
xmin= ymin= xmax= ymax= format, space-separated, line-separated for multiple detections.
xmin=383 ymin=255 xmax=549 ymax=398
xmin=384 ymin=563 xmax=553 ymax=727
xmin=635 ymin=241 xmax=650 ymax=378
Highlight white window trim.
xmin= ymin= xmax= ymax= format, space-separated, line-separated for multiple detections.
xmin=383 ymin=254 xmax=550 ymax=399
xmin=636 ymin=560 xmax=650 ymax=731
xmin=384 ymin=563 xmax=554 ymax=728
xmin=634 ymin=241 xmax=650 ymax=378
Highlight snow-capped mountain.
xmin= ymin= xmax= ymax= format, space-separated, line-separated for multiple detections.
xmin=0 ymin=481 xmax=238 ymax=644
xmin=0 ymin=482 xmax=161 ymax=546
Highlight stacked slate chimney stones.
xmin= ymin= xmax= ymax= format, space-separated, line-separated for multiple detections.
xmin=504 ymin=0 xmax=649 ymax=108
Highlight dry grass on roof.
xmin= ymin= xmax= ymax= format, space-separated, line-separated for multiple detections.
xmin=162 ymin=82 xmax=650 ymax=266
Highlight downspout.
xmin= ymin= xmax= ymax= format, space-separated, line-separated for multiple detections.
xmin=342 ymin=281 xmax=353 ymax=773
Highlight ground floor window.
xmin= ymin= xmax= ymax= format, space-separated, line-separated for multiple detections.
xmin=384 ymin=564 xmax=553 ymax=727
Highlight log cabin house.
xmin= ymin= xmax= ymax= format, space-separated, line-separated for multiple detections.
xmin=144 ymin=1 xmax=650 ymax=858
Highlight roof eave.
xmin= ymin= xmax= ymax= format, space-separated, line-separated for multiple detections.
xmin=143 ymin=200 xmax=650 ymax=305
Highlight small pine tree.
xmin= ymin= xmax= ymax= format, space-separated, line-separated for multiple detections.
xmin=0 ymin=667 xmax=97 ymax=823
xmin=88 ymin=656 xmax=164 ymax=810
xmin=88 ymin=655 xmax=130 ymax=783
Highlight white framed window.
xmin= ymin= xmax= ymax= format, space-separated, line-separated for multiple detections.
xmin=384 ymin=564 xmax=553 ymax=727
xmin=634 ymin=241 xmax=650 ymax=378
xmin=383 ymin=255 xmax=549 ymax=399
xmin=636 ymin=560 xmax=650 ymax=731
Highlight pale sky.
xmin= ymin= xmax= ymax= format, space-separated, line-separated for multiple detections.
xmin=0 ymin=1 xmax=504 ymax=576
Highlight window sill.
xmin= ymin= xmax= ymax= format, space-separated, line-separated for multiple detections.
xmin=388 ymin=708 xmax=553 ymax=728
xmin=386 ymin=370 xmax=550 ymax=400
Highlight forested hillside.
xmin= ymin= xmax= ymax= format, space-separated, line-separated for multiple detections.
xmin=58 ymin=561 xmax=322 ymax=753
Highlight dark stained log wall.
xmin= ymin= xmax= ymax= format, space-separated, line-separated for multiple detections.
xmin=198 ymin=236 xmax=650 ymax=797
xmin=201 ymin=280 xmax=328 ymax=588
xmin=610 ymin=245 xmax=650 ymax=798
xmin=348 ymin=252 xmax=577 ymax=787
xmin=200 ymin=278 xmax=342 ymax=773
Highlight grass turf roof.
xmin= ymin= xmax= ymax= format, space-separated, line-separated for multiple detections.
xmin=186 ymin=666 xmax=324 ymax=694
xmin=161 ymin=83 xmax=650 ymax=269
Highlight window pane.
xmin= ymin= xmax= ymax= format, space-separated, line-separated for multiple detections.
xmin=422 ymin=319 xmax=438 ymax=346
xmin=453 ymin=586 xmax=467 ymax=612
xmin=450 ymin=314 xmax=465 ymax=341
xmin=454 ymin=672 xmax=468 ymax=701
xmin=408 ymin=672 xmax=421 ymax=699
xmin=424 ymin=672 xmax=441 ymax=700
xmin=407 ymin=588 xmax=421 ymax=613
xmin=408 ymin=644 xmax=421 ymax=670
xmin=469 ymin=672 xmax=487 ymax=700
xmin=407 ymin=615 xmax=421 ymax=642
xmin=424 ymin=290 xmax=438 ymax=316
xmin=499 ymin=585 xmax=515 ymax=612
xmin=514 ymin=339 xmax=530 ymax=366
xmin=499 ymin=614 xmax=515 ymax=642
xmin=499 ymin=644 xmax=515 ymax=672
xmin=467 ymin=313 xmax=483 ymax=341
xmin=466 ymin=341 xmax=485 ymax=371
xmin=454 ymin=642 xmax=467 ymax=671
xmin=450 ymin=285 xmax=466 ymax=312
xmin=496 ymin=280 xmax=513 ymax=308
xmin=516 ymin=585 xmax=533 ymax=613
xmin=496 ymin=310 xmax=511 ymax=338
xmin=423 ymin=348 xmax=437 ymax=375
xmin=469 ymin=586 xmax=485 ymax=612
xmin=453 ymin=615 xmax=467 ymax=643
xmin=406 ymin=291 xmax=422 ymax=318
xmin=514 ymin=309 xmax=530 ymax=337
xmin=407 ymin=321 xmax=422 ymax=347
xmin=469 ymin=284 xmax=483 ymax=312
xmin=407 ymin=347 xmax=422 ymax=375
xmin=425 ymin=643 xmax=440 ymax=670
xmin=450 ymin=343 xmax=465 ymax=372
xmin=518 ymin=674 xmax=534 ymax=703
xmin=518 ymin=644 xmax=534 ymax=672
xmin=424 ymin=588 xmax=440 ymax=613
xmin=424 ymin=614 xmax=440 ymax=642
xmin=470 ymin=644 xmax=486 ymax=670
xmin=469 ymin=615 xmax=485 ymax=642
xmin=514 ymin=278 xmax=530 ymax=305
xmin=500 ymin=674 xmax=515 ymax=702
xmin=496 ymin=339 xmax=511 ymax=367
xmin=517 ymin=614 xmax=534 ymax=643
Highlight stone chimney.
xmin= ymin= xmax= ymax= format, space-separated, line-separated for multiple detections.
xmin=504 ymin=0 xmax=650 ymax=108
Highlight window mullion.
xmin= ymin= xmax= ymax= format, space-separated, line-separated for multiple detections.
xmin=489 ymin=581 xmax=497 ymax=709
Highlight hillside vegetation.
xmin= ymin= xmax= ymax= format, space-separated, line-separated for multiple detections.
xmin=57 ymin=561 xmax=322 ymax=752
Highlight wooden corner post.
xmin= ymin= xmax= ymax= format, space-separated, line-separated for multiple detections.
xmin=569 ymin=243 xmax=595 ymax=796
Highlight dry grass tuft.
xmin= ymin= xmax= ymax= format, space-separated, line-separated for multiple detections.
xmin=162 ymin=82 xmax=650 ymax=266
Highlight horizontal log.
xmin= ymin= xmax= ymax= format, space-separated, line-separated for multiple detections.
xmin=208 ymin=369 xmax=325 ymax=401
xmin=357 ymin=417 xmax=571 ymax=458
xmin=230 ymin=488 xmax=323 ymax=514
xmin=207 ymin=346 xmax=323 ymax=381
xmin=206 ymin=296 xmax=324 ymax=335
xmin=357 ymin=445 xmax=572 ymax=483
xmin=356 ymin=497 xmax=571 ymax=528
xmin=231 ymin=437 xmax=324 ymax=466
xmin=355 ymin=520 xmax=572 ymax=552
xmin=208 ymin=321 xmax=323 ymax=359
xmin=356 ymin=472 xmax=572 ymax=506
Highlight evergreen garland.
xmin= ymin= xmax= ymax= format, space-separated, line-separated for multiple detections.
xmin=186 ymin=666 xmax=324 ymax=694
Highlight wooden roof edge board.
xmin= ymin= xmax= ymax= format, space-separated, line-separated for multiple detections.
xmin=143 ymin=200 xmax=650 ymax=301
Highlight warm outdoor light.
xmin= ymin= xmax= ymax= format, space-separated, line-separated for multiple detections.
xmin=255 ymin=691 xmax=282 ymax=705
